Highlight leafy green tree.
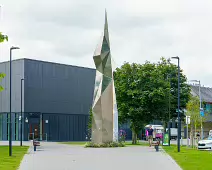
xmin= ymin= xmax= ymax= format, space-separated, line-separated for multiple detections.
xmin=186 ymin=95 xmax=201 ymax=147
xmin=186 ymin=95 xmax=208 ymax=147
xmin=0 ymin=73 xmax=6 ymax=91
xmin=0 ymin=32 xmax=8 ymax=42
xmin=114 ymin=58 xmax=190 ymax=144
xmin=0 ymin=32 xmax=8 ymax=91
xmin=114 ymin=61 xmax=169 ymax=143
xmin=157 ymin=58 xmax=190 ymax=125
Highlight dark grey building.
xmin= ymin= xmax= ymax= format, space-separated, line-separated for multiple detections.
xmin=0 ymin=58 xmax=95 ymax=141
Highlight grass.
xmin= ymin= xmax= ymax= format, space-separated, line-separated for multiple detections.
xmin=0 ymin=146 xmax=29 ymax=170
xmin=163 ymin=145 xmax=212 ymax=170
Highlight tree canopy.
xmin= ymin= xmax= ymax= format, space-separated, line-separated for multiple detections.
xmin=114 ymin=58 xmax=190 ymax=143
xmin=0 ymin=32 xmax=8 ymax=43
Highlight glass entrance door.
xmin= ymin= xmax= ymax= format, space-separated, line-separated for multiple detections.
xmin=29 ymin=123 xmax=40 ymax=140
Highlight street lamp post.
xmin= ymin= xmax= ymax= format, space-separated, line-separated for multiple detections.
xmin=9 ymin=46 xmax=20 ymax=156
xmin=166 ymin=74 xmax=171 ymax=146
xmin=171 ymin=56 xmax=181 ymax=152
xmin=190 ymin=80 xmax=203 ymax=139
xmin=20 ymin=78 xmax=24 ymax=146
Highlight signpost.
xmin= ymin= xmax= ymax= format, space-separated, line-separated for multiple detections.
xmin=200 ymin=108 xmax=204 ymax=117
xmin=200 ymin=108 xmax=204 ymax=139
xmin=162 ymin=133 xmax=169 ymax=146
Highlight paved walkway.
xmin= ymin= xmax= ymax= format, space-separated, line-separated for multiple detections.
xmin=18 ymin=142 xmax=182 ymax=170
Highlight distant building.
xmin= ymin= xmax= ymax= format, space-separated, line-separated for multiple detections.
xmin=190 ymin=85 xmax=212 ymax=137
xmin=0 ymin=58 xmax=95 ymax=141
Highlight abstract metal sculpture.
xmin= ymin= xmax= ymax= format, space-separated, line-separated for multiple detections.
xmin=91 ymin=11 xmax=118 ymax=143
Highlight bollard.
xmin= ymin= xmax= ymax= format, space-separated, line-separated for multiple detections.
xmin=155 ymin=145 xmax=159 ymax=152
xmin=34 ymin=145 xmax=36 ymax=151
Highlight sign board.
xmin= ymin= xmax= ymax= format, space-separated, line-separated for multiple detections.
xmin=186 ymin=116 xmax=190 ymax=125
xmin=162 ymin=133 xmax=169 ymax=146
xmin=200 ymin=108 xmax=204 ymax=117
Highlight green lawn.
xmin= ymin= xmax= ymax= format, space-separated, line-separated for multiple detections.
xmin=0 ymin=146 xmax=29 ymax=170
xmin=163 ymin=145 xmax=212 ymax=170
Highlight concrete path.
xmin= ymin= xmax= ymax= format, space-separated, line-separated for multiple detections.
xmin=18 ymin=142 xmax=182 ymax=170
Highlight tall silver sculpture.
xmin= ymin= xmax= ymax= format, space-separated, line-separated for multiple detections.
xmin=91 ymin=11 xmax=118 ymax=143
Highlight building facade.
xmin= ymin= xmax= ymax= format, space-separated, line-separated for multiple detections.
xmin=0 ymin=58 xmax=96 ymax=141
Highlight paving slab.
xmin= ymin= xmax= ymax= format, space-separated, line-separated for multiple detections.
xmin=18 ymin=142 xmax=182 ymax=170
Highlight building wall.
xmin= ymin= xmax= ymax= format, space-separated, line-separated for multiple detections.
xmin=0 ymin=58 xmax=96 ymax=141
xmin=24 ymin=59 xmax=95 ymax=115
xmin=42 ymin=113 xmax=88 ymax=141
xmin=22 ymin=59 xmax=96 ymax=141
xmin=0 ymin=113 xmax=21 ymax=141
xmin=0 ymin=59 xmax=24 ymax=113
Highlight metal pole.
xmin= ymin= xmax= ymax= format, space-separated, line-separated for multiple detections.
xmin=9 ymin=48 xmax=12 ymax=156
xmin=177 ymin=57 xmax=181 ymax=152
xmin=168 ymin=75 xmax=171 ymax=146
xmin=187 ymin=116 xmax=189 ymax=147
xmin=20 ymin=79 xmax=23 ymax=146
xmin=199 ymin=81 xmax=203 ymax=140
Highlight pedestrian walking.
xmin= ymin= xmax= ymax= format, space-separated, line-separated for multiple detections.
xmin=147 ymin=125 xmax=154 ymax=147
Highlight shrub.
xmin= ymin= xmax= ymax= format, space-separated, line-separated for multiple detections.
xmin=85 ymin=141 xmax=125 ymax=148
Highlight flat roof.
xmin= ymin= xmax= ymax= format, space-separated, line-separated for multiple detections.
xmin=0 ymin=58 xmax=95 ymax=71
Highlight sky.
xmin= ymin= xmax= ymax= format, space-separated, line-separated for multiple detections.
xmin=1 ymin=0 xmax=212 ymax=86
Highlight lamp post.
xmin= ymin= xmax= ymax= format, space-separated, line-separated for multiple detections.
xmin=166 ymin=74 xmax=171 ymax=146
xmin=20 ymin=78 xmax=24 ymax=146
xmin=189 ymin=80 xmax=203 ymax=139
xmin=9 ymin=46 xmax=20 ymax=156
xmin=171 ymin=56 xmax=181 ymax=152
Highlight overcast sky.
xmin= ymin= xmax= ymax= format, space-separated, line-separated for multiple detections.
xmin=1 ymin=0 xmax=212 ymax=86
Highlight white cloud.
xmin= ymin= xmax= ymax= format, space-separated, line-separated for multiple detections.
xmin=1 ymin=0 xmax=212 ymax=86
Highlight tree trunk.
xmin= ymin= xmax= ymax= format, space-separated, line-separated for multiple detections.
xmin=190 ymin=123 xmax=194 ymax=148
xmin=163 ymin=121 xmax=167 ymax=132
xmin=194 ymin=123 xmax=197 ymax=148
xmin=132 ymin=129 xmax=137 ymax=144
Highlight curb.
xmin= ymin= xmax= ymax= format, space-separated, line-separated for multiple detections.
xmin=160 ymin=147 xmax=183 ymax=170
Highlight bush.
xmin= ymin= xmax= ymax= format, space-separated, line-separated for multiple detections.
xmin=85 ymin=141 xmax=125 ymax=148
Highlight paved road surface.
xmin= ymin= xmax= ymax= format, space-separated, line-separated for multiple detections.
xmin=18 ymin=142 xmax=182 ymax=170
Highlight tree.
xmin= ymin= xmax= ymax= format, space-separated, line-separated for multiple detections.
xmin=114 ymin=58 xmax=191 ymax=144
xmin=114 ymin=61 xmax=170 ymax=144
xmin=156 ymin=58 xmax=190 ymax=125
xmin=0 ymin=73 xmax=6 ymax=91
xmin=0 ymin=32 xmax=8 ymax=42
xmin=186 ymin=95 xmax=208 ymax=147
xmin=186 ymin=95 xmax=201 ymax=147
xmin=0 ymin=32 xmax=8 ymax=91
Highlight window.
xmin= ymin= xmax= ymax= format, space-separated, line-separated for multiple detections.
xmin=7 ymin=114 xmax=9 ymax=140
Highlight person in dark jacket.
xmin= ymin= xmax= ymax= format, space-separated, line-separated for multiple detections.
xmin=147 ymin=126 xmax=154 ymax=147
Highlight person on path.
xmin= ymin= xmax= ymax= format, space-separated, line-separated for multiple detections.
xmin=146 ymin=129 xmax=149 ymax=141
xmin=147 ymin=126 xmax=154 ymax=146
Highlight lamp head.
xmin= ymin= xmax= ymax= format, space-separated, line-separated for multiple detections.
xmin=171 ymin=56 xmax=179 ymax=59
xmin=10 ymin=46 xmax=20 ymax=50
xmin=190 ymin=80 xmax=200 ymax=83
